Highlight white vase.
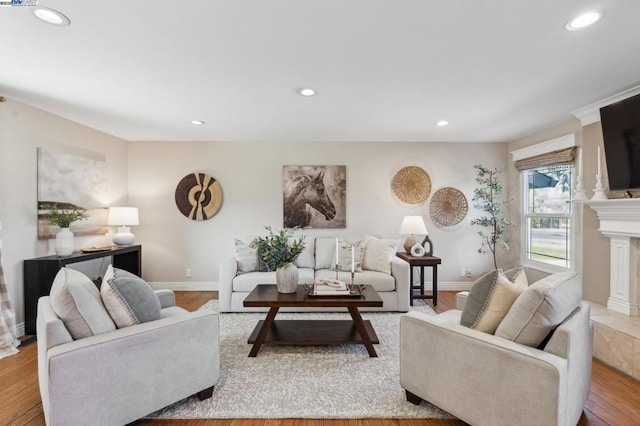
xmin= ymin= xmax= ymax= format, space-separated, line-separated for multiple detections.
xmin=55 ymin=228 xmax=74 ymax=256
xmin=276 ymin=262 xmax=299 ymax=293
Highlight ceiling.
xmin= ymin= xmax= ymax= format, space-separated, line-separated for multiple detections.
xmin=1 ymin=0 xmax=640 ymax=143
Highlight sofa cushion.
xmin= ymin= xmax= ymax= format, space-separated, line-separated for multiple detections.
xmin=361 ymin=236 xmax=400 ymax=274
xmin=495 ymin=271 xmax=582 ymax=347
xmin=293 ymin=235 xmax=315 ymax=269
xmin=460 ymin=269 xmax=526 ymax=334
xmin=315 ymin=269 xmax=395 ymax=292
xmin=315 ymin=237 xmax=337 ymax=270
xmin=331 ymin=240 xmax=364 ymax=272
xmin=232 ymin=268 xmax=315 ymax=292
xmin=101 ymin=273 xmax=162 ymax=328
xmin=49 ymin=267 xmax=116 ymax=340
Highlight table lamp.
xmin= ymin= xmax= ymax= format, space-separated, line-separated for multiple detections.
xmin=108 ymin=207 xmax=139 ymax=246
xmin=398 ymin=215 xmax=428 ymax=253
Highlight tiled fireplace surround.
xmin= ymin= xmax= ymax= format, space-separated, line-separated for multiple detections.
xmin=585 ymin=199 xmax=640 ymax=380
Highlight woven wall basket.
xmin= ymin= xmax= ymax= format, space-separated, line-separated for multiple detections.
xmin=391 ymin=166 xmax=431 ymax=205
xmin=429 ymin=187 xmax=468 ymax=227
xmin=175 ymin=172 xmax=222 ymax=221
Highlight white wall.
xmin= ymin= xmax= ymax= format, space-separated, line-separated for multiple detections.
xmin=0 ymin=98 xmax=511 ymax=332
xmin=128 ymin=141 xmax=509 ymax=288
xmin=0 ymin=99 xmax=129 ymax=330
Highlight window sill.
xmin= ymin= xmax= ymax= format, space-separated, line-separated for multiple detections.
xmin=522 ymin=259 xmax=573 ymax=275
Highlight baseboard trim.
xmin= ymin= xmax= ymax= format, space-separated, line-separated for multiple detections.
xmin=17 ymin=322 xmax=25 ymax=338
xmin=148 ymin=282 xmax=220 ymax=291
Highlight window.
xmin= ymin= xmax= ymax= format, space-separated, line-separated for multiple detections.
xmin=523 ymin=165 xmax=573 ymax=269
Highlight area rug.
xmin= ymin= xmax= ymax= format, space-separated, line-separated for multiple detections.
xmin=149 ymin=301 xmax=454 ymax=419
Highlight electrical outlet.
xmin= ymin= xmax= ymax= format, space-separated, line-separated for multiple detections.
xmin=186 ymin=268 xmax=192 ymax=278
xmin=465 ymin=269 xmax=472 ymax=277
xmin=459 ymin=268 xmax=466 ymax=277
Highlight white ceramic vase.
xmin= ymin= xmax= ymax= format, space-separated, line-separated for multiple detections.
xmin=55 ymin=227 xmax=74 ymax=256
xmin=276 ymin=262 xmax=299 ymax=293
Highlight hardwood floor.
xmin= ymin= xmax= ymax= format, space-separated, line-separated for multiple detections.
xmin=2 ymin=291 xmax=638 ymax=426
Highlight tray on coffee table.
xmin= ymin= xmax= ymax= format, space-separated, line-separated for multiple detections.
xmin=306 ymin=283 xmax=364 ymax=297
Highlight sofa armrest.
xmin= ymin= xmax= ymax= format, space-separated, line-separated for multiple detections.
xmin=45 ymin=310 xmax=220 ymax=425
xmin=391 ymin=256 xmax=410 ymax=311
xmin=400 ymin=311 xmax=567 ymax=426
xmin=154 ymin=289 xmax=176 ymax=308
xmin=455 ymin=291 xmax=469 ymax=310
xmin=218 ymin=259 xmax=237 ymax=312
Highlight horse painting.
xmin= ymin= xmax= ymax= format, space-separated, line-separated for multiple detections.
xmin=283 ymin=166 xmax=346 ymax=228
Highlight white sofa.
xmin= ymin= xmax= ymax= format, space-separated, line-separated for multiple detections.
xmin=219 ymin=236 xmax=410 ymax=312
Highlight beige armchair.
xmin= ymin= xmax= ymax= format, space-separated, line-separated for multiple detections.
xmin=37 ymin=290 xmax=220 ymax=426
xmin=400 ymin=293 xmax=593 ymax=426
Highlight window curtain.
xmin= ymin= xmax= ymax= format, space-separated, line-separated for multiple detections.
xmin=514 ymin=147 xmax=576 ymax=171
xmin=0 ymin=205 xmax=20 ymax=359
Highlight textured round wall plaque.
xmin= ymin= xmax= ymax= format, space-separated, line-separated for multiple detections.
xmin=175 ymin=173 xmax=222 ymax=221
xmin=429 ymin=187 xmax=468 ymax=227
xmin=391 ymin=166 xmax=431 ymax=205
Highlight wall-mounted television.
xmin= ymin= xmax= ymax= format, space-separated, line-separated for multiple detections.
xmin=600 ymin=92 xmax=640 ymax=191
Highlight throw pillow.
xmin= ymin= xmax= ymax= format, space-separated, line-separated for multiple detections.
xmin=361 ymin=236 xmax=400 ymax=274
xmin=234 ymin=238 xmax=260 ymax=274
xmin=331 ymin=240 xmax=365 ymax=272
xmin=460 ymin=269 xmax=526 ymax=334
xmin=503 ymin=266 xmax=528 ymax=288
xmin=495 ymin=272 xmax=582 ymax=347
xmin=49 ymin=267 xmax=116 ymax=340
xmin=100 ymin=275 xmax=162 ymax=328
xmin=102 ymin=264 xmax=138 ymax=284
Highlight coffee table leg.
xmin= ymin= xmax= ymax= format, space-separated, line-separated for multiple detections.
xmin=249 ymin=306 xmax=280 ymax=357
xmin=348 ymin=306 xmax=377 ymax=357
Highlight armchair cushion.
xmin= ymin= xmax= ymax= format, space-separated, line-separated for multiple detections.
xmin=496 ymin=272 xmax=581 ymax=347
xmin=101 ymin=275 xmax=162 ymax=328
xmin=460 ymin=269 xmax=523 ymax=333
xmin=49 ymin=267 xmax=115 ymax=340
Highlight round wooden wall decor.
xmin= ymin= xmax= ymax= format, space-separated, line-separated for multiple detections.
xmin=429 ymin=187 xmax=468 ymax=227
xmin=392 ymin=166 xmax=431 ymax=205
xmin=174 ymin=172 xmax=222 ymax=221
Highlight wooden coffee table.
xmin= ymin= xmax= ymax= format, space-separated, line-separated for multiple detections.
xmin=243 ymin=284 xmax=383 ymax=357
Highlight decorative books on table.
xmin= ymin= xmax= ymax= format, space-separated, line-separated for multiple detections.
xmin=308 ymin=280 xmax=362 ymax=297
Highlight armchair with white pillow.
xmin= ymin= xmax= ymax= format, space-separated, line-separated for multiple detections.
xmin=400 ymin=269 xmax=593 ymax=426
xmin=37 ymin=267 xmax=220 ymax=426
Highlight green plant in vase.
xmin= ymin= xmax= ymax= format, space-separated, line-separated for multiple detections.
xmin=254 ymin=226 xmax=306 ymax=293
xmin=41 ymin=203 xmax=88 ymax=256
xmin=42 ymin=203 xmax=88 ymax=228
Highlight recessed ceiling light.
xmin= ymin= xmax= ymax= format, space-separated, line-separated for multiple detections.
xmin=436 ymin=120 xmax=449 ymax=127
xmin=296 ymin=88 xmax=317 ymax=97
xmin=33 ymin=7 xmax=70 ymax=26
xmin=565 ymin=12 xmax=602 ymax=31
xmin=190 ymin=120 xmax=205 ymax=125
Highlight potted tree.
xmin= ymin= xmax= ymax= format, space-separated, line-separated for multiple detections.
xmin=254 ymin=226 xmax=306 ymax=293
xmin=470 ymin=165 xmax=514 ymax=269
xmin=42 ymin=203 xmax=88 ymax=256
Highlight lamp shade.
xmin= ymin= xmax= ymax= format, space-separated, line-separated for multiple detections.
xmin=108 ymin=207 xmax=139 ymax=226
xmin=398 ymin=216 xmax=428 ymax=235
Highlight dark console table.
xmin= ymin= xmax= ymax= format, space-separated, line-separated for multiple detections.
xmin=23 ymin=245 xmax=141 ymax=335
xmin=396 ymin=253 xmax=441 ymax=307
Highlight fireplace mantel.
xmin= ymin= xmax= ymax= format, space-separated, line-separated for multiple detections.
xmin=584 ymin=199 xmax=640 ymax=316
